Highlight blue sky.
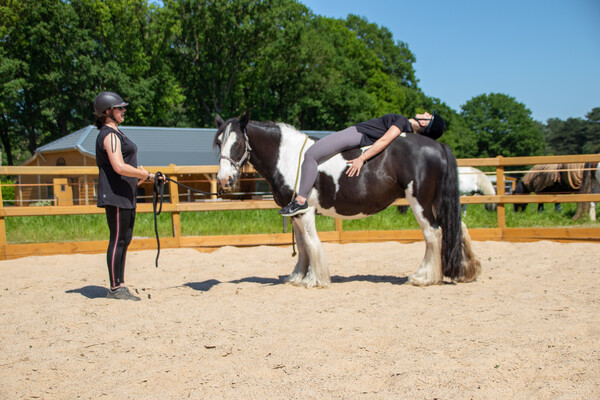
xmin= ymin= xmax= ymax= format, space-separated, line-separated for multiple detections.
xmin=300 ymin=0 xmax=600 ymax=122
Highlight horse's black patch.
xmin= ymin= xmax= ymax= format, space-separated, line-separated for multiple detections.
xmin=339 ymin=148 xmax=363 ymax=161
xmin=316 ymin=172 xmax=336 ymax=209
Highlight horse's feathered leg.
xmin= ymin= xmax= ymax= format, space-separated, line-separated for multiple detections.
xmin=284 ymin=218 xmax=309 ymax=285
xmin=457 ymin=222 xmax=481 ymax=283
xmin=291 ymin=208 xmax=330 ymax=288
xmin=406 ymin=182 xmax=443 ymax=286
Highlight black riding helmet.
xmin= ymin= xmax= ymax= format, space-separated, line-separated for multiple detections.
xmin=94 ymin=91 xmax=128 ymax=116
xmin=420 ymin=111 xmax=446 ymax=140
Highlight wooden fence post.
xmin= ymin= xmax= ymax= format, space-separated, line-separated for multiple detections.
xmin=335 ymin=218 xmax=343 ymax=243
xmin=168 ymin=168 xmax=181 ymax=243
xmin=496 ymin=156 xmax=506 ymax=231
xmin=0 ymin=183 xmax=6 ymax=260
xmin=209 ymin=174 xmax=218 ymax=200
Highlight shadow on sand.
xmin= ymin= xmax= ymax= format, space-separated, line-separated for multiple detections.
xmin=66 ymin=285 xmax=108 ymax=299
xmin=184 ymin=274 xmax=410 ymax=291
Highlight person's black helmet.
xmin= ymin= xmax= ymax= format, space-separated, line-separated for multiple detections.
xmin=421 ymin=111 xmax=446 ymax=140
xmin=94 ymin=91 xmax=128 ymax=116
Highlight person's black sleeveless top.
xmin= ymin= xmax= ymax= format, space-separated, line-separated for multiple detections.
xmin=355 ymin=113 xmax=413 ymax=146
xmin=95 ymin=126 xmax=138 ymax=209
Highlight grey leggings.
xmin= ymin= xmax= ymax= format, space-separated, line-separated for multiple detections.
xmin=298 ymin=126 xmax=363 ymax=198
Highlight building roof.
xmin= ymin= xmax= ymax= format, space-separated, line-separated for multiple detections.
xmin=33 ymin=125 xmax=332 ymax=166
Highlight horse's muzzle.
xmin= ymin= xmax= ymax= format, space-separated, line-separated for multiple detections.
xmin=218 ymin=174 xmax=237 ymax=190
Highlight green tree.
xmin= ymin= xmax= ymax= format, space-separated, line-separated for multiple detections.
xmin=291 ymin=16 xmax=380 ymax=129
xmin=0 ymin=1 xmax=27 ymax=165
xmin=166 ymin=0 xmax=309 ymax=126
xmin=231 ymin=0 xmax=313 ymax=123
xmin=583 ymin=107 xmax=600 ymax=154
xmin=344 ymin=14 xmax=417 ymax=89
xmin=71 ymin=0 xmax=185 ymax=127
xmin=461 ymin=93 xmax=544 ymax=158
xmin=543 ymin=117 xmax=587 ymax=155
xmin=1 ymin=0 xmax=92 ymax=158
xmin=542 ymin=107 xmax=600 ymax=155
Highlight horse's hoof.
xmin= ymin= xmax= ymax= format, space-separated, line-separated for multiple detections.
xmin=284 ymin=274 xmax=304 ymax=286
xmin=407 ymin=275 xmax=423 ymax=286
xmin=408 ymin=274 xmax=441 ymax=287
xmin=302 ymin=280 xmax=330 ymax=289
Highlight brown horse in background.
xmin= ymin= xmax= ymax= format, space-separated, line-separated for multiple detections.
xmin=513 ymin=162 xmax=598 ymax=220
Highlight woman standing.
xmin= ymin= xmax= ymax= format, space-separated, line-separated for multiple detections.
xmin=94 ymin=91 xmax=156 ymax=301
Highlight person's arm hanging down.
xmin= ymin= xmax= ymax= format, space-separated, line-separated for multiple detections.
xmin=345 ymin=125 xmax=402 ymax=177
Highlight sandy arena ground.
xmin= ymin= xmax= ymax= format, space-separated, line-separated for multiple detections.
xmin=0 ymin=240 xmax=599 ymax=399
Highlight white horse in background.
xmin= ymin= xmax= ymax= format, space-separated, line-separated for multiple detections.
xmin=589 ymin=162 xmax=599 ymax=220
xmin=458 ymin=166 xmax=497 ymax=213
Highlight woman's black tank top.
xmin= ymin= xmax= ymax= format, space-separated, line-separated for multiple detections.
xmin=95 ymin=126 xmax=138 ymax=209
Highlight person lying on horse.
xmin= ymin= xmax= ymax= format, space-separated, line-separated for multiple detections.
xmin=279 ymin=111 xmax=447 ymax=217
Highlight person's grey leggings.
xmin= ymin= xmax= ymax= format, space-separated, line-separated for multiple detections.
xmin=298 ymin=126 xmax=363 ymax=198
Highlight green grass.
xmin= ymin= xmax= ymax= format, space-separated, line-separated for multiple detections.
xmin=4 ymin=202 xmax=599 ymax=244
xmin=180 ymin=209 xmax=336 ymax=235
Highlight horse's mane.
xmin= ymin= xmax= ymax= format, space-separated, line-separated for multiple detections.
xmin=249 ymin=120 xmax=305 ymax=136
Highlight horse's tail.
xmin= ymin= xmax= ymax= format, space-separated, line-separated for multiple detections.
xmin=573 ymin=162 xmax=594 ymax=220
xmin=438 ymin=145 xmax=462 ymax=278
xmin=439 ymin=145 xmax=481 ymax=282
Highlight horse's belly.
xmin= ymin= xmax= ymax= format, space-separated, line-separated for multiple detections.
xmin=315 ymin=206 xmax=373 ymax=220
xmin=311 ymin=151 xmax=403 ymax=219
xmin=312 ymin=191 xmax=400 ymax=219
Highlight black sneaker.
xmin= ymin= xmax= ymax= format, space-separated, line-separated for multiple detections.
xmin=107 ymin=286 xmax=141 ymax=301
xmin=279 ymin=199 xmax=309 ymax=217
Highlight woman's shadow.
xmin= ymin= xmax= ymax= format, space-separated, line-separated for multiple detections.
xmin=65 ymin=285 xmax=108 ymax=299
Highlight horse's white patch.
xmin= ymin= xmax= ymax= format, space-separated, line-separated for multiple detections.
xmin=400 ymin=132 xmax=406 ymax=137
xmin=276 ymin=124 xmax=316 ymax=195
xmin=275 ymin=125 xmax=377 ymax=218
xmin=216 ymin=123 xmax=237 ymax=187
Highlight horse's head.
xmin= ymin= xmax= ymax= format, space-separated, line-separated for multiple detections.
xmin=214 ymin=111 xmax=251 ymax=190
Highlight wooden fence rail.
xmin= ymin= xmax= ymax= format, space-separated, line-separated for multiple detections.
xmin=0 ymin=154 xmax=599 ymax=260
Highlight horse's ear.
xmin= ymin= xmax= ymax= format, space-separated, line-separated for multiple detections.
xmin=240 ymin=110 xmax=251 ymax=130
xmin=215 ymin=114 xmax=224 ymax=128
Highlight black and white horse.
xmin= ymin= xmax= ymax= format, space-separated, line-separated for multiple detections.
xmin=214 ymin=112 xmax=481 ymax=287
xmin=398 ymin=166 xmax=497 ymax=215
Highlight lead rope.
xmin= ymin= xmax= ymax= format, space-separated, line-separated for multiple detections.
xmin=152 ymin=172 xmax=226 ymax=268
xmin=153 ymin=173 xmax=165 ymax=268
xmin=288 ymin=136 xmax=309 ymax=257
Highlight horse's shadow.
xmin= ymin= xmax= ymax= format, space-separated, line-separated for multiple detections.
xmin=65 ymin=285 xmax=108 ymax=299
xmin=185 ymin=277 xmax=280 ymax=292
xmin=185 ymin=274 xmax=410 ymax=292
xmin=332 ymin=275 xmax=409 ymax=285
xmin=67 ymin=274 xmax=444 ymax=296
